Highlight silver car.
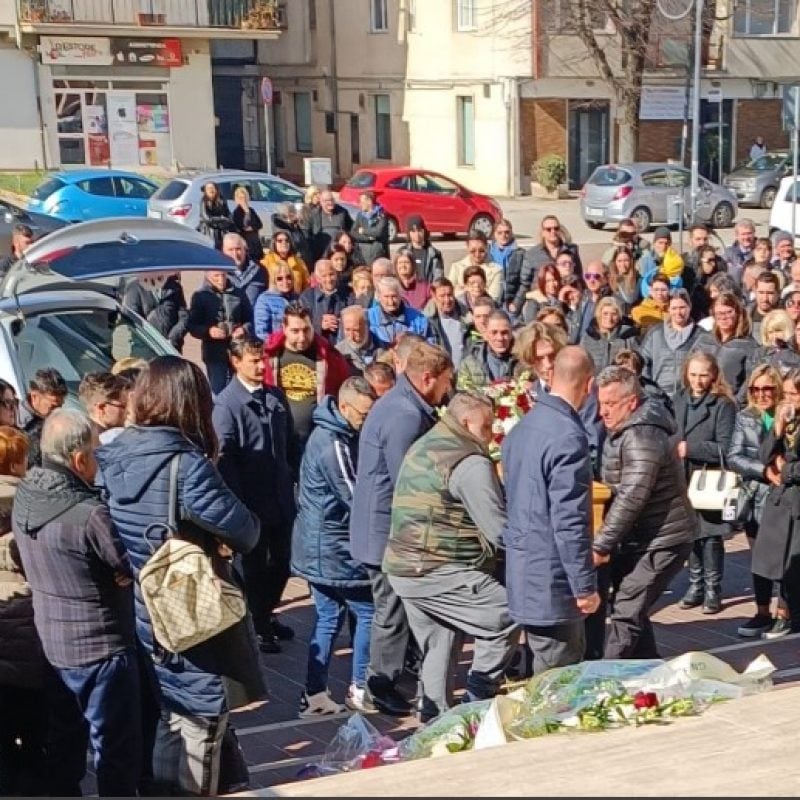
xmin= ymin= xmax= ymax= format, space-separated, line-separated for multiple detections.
xmin=723 ymin=151 xmax=790 ymax=209
xmin=580 ymin=163 xmax=738 ymax=232
xmin=0 ymin=218 xmax=233 ymax=407
xmin=147 ymin=169 xmax=357 ymax=242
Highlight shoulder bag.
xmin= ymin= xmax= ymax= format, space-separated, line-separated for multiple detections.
xmin=687 ymin=445 xmax=741 ymax=512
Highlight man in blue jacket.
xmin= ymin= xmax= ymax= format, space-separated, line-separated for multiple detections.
xmin=349 ymin=341 xmax=453 ymax=715
xmin=367 ymin=277 xmax=434 ymax=348
xmin=502 ymin=346 xmax=599 ymax=672
xmin=212 ymin=338 xmax=298 ymax=654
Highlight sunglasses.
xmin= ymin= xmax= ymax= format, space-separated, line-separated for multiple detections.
xmin=750 ymin=386 xmax=777 ymax=394
xmin=584 ymin=273 xmax=603 ymax=280
xmin=543 ymin=225 xmax=561 ymax=232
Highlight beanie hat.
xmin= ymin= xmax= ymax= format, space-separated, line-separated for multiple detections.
xmin=652 ymin=226 xmax=672 ymax=243
xmin=407 ymin=215 xmax=426 ymax=231
xmin=773 ymin=230 xmax=794 ymax=247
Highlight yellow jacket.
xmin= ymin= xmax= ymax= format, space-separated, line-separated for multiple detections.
xmin=261 ymin=251 xmax=311 ymax=293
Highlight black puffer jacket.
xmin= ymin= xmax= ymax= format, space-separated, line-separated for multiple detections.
xmin=123 ymin=276 xmax=188 ymax=351
xmin=727 ymin=408 xmax=770 ymax=529
xmin=595 ymin=398 xmax=696 ymax=555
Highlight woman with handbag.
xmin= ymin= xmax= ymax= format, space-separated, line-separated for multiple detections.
xmin=751 ymin=367 xmax=800 ymax=639
xmin=675 ymin=352 xmax=737 ymax=614
xmin=96 ymin=356 xmax=264 ymax=796
xmin=728 ymin=364 xmax=789 ymax=638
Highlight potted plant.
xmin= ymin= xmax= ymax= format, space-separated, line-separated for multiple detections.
xmin=531 ymin=154 xmax=569 ymax=199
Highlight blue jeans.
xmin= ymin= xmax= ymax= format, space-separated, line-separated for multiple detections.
xmin=57 ymin=647 xmax=142 ymax=797
xmin=306 ymin=584 xmax=374 ymax=695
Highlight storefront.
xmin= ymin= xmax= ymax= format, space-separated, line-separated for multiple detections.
xmin=39 ymin=35 xmax=195 ymax=169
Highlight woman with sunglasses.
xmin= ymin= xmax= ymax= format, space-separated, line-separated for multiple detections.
xmin=729 ymin=364 xmax=789 ymax=638
xmin=750 ymin=367 xmax=800 ymax=639
xmin=254 ymin=264 xmax=299 ymax=340
xmin=262 ymin=230 xmax=310 ymax=294
xmin=690 ymin=245 xmax=725 ymax=321
xmin=674 ymin=352 xmax=736 ymax=614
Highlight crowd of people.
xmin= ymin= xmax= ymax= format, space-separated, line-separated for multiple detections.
xmin=3 ymin=182 xmax=800 ymax=796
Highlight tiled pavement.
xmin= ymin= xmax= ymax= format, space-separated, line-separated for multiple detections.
xmin=223 ymin=531 xmax=800 ymax=792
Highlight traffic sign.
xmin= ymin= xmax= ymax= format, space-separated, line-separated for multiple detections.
xmin=261 ymin=77 xmax=274 ymax=106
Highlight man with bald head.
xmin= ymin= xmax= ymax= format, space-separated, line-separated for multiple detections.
xmin=502 ymin=346 xmax=600 ymax=672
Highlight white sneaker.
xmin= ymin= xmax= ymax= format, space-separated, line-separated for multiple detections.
xmin=298 ymin=690 xmax=345 ymax=718
xmin=345 ymin=684 xmax=376 ymax=713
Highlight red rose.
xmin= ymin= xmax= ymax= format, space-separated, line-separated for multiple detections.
xmin=493 ymin=432 xmax=504 ymax=445
xmin=633 ymin=691 xmax=659 ymax=709
xmin=497 ymin=405 xmax=512 ymax=420
xmin=516 ymin=394 xmax=531 ymax=413
xmin=361 ymin=751 xmax=383 ymax=769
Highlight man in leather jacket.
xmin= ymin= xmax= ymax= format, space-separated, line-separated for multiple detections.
xmin=594 ymin=366 xmax=694 ymax=659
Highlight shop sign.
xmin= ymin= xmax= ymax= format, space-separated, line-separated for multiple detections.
xmin=111 ymin=38 xmax=183 ymax=68
xmin=41 ymin=36 xmax=113 ymax=65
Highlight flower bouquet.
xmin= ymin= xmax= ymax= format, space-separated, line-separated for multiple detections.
xmin=481 ymin=371 xmax=535 ymax=460
xmin=398 ymin=701 xmax=490 ymax=760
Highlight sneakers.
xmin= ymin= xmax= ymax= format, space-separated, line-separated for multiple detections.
xmin=764 ymin=617 xmax=793 ymax=640
xmin=298 ymin=690 xmax=345 ymax=718
xmin=345 ymin=684 xmax=376 ymax=713
xmin=737 ymin=613 xmax=773 ymax=638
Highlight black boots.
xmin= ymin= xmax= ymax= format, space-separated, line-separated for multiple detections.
xmin=679 ymin=537 xmax=724 ymax=614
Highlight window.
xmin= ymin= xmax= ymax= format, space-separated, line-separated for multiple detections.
xmin=456 ymin=0 xmax=476 ymax=30
xmin=416 ymin=173 xmax=459 ymax=194
xmin=374 ymin=95 xmax=392 ymax=160
xmin=254 ymin=179 xmax=304 ymax=203
xmin=387 ymin=175 xmax=413 ymax=190
xmin=79 ymin=177 xmax=115 ymax=197
xmin=346 ymin=170 xmax=377 ymax=188
xmin=408 ymin=0 xmax=416 ymax=32
xmin=30 ymin=177 xmax=66 ymax=201
xmin=114 ymin=177 xmax=155 ymax=199
xmin=641 ymin=169 xmax=670 ymax=188
xmin=293 ymin=92 xmax=313 ymax=153
xmin=370 ymin=0 xmax=388 ymax=31
xmin=308 ymin=0 xmax=316 ymax=29
xmin=587 ymin=167 xmax=631 ymax=186
xmin=456 ymin=96 xmax=475 ymax=166
xmin=153 ymin=179 xmax=190 ymax=201
xmin=734 ymin=0 xmax=794 ymax=34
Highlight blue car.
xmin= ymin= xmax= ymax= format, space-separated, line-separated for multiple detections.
xmin=27 ymin=169 xmax=158 ymax=223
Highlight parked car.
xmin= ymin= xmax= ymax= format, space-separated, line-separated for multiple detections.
xmin=580 ymin=163 xmax=738 ymax=232
xmin=146 ymin=170 xmax=346 ymax=241
xmin=27 ymin=170 xmax=158 ymax=223
xmin=0 ymin=217 xmax=233 ymax=406
xmin=0 ymin=198 xmax=65 ymax=257
xmin=723 ymin=151 xmax=790 ymax=209
xmin=768 ymin=176 xmax=800 ymax=247
xmin=338 ymin=167 xmax=503 ymax=241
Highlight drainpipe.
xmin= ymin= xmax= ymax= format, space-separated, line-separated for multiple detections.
xmin=327 ymin=0 xmax=341 ymax=182
xmin=29 ymin=45 xmax=50 ymax=170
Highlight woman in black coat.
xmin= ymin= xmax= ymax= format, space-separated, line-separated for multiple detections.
xmin=198 ymin=181 xmax=233 ymax=250
xmin=675 ymin=351 xmax=737 ymax=613
xmin=752 ymin=367 xmax=800 ymax=635
xmin=231 ymin=186 xmax=264 ymax=262
xmin=728 ymin=364 xmax=788 ymax=638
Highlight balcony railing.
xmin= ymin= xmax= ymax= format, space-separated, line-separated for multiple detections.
xmin=644 ymin=34 xmax=724 ymax=71
xmin=18 ymin=0 xmax=286 ymax=30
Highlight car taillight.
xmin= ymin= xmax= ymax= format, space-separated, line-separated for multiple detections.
xmin=612 ymin=186 xmax=633 ymax=201
xmin=168 ymin=204 xmax=192 ymax=218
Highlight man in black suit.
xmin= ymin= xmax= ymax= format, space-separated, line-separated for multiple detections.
xmin=212 ymin=338 xmax=298 ymax=653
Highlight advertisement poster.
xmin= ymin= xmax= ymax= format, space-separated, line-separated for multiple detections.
xmin=85 ymin=103 xmax=109 ymax=166
xmin=107 ymin=93 xmax=138 ymax=166
xmin=137 ymin=104 xmax=170 ymax=134
xmin=41 ymin=36 xmax=113 ymax=65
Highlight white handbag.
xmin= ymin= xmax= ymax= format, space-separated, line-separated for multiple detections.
xmin=687 ymin=445 xmax=740 ymax=512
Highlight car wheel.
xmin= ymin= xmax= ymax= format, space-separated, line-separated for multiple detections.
xmin=469 ymin=213 xmax=495 ymax=238
xmin=386 ymin=216 xmax=399 ymax=242
xmin=761 ymin=187 xmax=777 ymax=209
xmin=585 ymin=221 xmax=605 ymax=230
xmin=711 ymin=201 xmax=735 ymax=229
xmin=630 ymin=207 xmax=652 ymax=233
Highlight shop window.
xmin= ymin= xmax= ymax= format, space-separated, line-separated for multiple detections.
xmin=456 ymin=95 xmax=475 ymax=166
xmin=374 ymin=94 xmax=391 ymax=160
xmin=293 ymin=92 xmax=313 ymax=153
xmin=734 ymin=0 xmax=795 ymax=34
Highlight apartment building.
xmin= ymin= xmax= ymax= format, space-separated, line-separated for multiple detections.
xmin=0 ymin=0 xmax=283 ymax=171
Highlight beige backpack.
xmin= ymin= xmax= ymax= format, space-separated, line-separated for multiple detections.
xmin=138 ymin=455 xmax=246 ymax=653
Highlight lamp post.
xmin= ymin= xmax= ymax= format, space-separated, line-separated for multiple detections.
xmin=689 ymin=0 xmax=704 ymax=226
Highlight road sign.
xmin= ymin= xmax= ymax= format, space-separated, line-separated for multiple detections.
xmin=261 ymin=77 xmax=274 ymax=106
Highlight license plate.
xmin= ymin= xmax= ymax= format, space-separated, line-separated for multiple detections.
xmin=585 ymin=207 xmax=603 ymax=217
xmin=147 ymin=209 xmax=162 ymax=219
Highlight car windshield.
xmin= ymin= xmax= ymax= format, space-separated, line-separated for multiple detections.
xmin=30 ymin=177 xmax=66 ymax=201
xmin=748 ymin=154 xmax=786 ymax=171
xmin=588 ymin=168 xmax=631 ymax=186
xmin=154 ymin=179 xmax=190 ymax=201
xmin=347 ymin=171 xmax=376 ymax=188
xmin=11 ymin=306 xmax=171 ymax=395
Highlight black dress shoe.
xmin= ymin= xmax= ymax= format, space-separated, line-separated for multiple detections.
xmin=258 ymin=632 xmax=281 ymax=654
xmin=270 ymin=615 xmax=295 ymax=641
xmin=365 ymin=685 xmax=412 ymax=716
xmin=702 ymin=594 xmax=722 ymax=614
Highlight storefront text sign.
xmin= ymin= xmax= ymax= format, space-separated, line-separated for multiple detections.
xmin=111 ymin=39 xmax=183 ymax=67
xmin=41 ymin=36 xmax=113 ymax=65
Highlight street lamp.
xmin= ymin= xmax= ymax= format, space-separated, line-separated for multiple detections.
xmin=689 ymin=0 xmax=704 ymax=226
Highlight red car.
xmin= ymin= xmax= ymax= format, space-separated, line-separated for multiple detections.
xmin=339 ymin=167 xmax=503 ymax=241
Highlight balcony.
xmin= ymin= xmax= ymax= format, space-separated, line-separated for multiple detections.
xmin=17 ymin=0 xmax=286 ymax=37
xmin=644 ymin=34 xmax=724 ymax=72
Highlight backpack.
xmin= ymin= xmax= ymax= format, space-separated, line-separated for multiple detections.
xmin=138 ymin=455 xmax=246 ymax=653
